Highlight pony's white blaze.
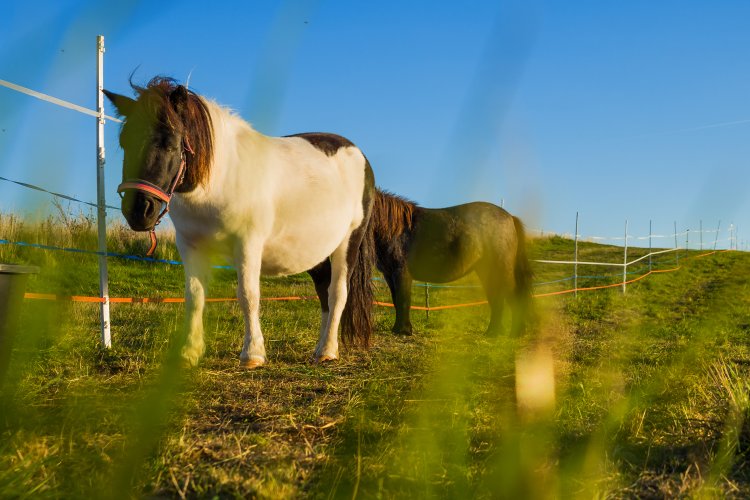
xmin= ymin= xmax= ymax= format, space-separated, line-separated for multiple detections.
xmin=166 ymin=98 xmax=370 ymax=366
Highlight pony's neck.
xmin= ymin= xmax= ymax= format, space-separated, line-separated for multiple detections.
xmin=372 ymin=190 xmax=417 ymax=241
xmin=184 ymin=99 xmax=264 ymax=201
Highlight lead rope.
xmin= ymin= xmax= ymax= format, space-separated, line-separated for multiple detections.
xmin=144 ymin=136 xmax=194 ymax=257
xmin=146 ymin=230 xmax=158 ymax=257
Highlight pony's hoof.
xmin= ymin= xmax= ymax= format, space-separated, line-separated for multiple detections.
xmin=180 ymin=349 xmax=203 ymax=368
xmin=484 ymin=326 xmax=503 ymax=338
xmin=239 ymin=357 xmax=266 ymax=369
xmin=315 ymin=354 xmax=338 ymax=364
xmin=392 ymin=327 xmax=413 ymax=336
xmin=179 ymin=358 xmax=199 ymax=370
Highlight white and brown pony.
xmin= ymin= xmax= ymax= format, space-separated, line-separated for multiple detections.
xmin=104 ymin=77 xmax=375 ymax=368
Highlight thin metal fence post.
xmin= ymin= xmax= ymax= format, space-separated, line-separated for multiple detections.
xmin=685 ymin=229 xmax=689 ymax=256
xmin=730 ymin=224 xmax=735 ymax=250
xmin=674 ymin=221 xmax=679 ymax=266
xmin=96 ymin=35 xmax=111 ymax=348
xmin=574 ymin=211 xmax=579 ymax=297
xmin=648 ymin=220 xmax=652 ymax=272
xmin=714 ymin=220 xmax=721 ymax=251
xmin=622 ymin=219 xmax=628 ymax=293
xmin=425 ymin=283 xmax=430 ymax=321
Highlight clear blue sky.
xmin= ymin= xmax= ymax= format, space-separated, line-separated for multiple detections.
xmin=2 ymin=0 xmax=749 ymax=248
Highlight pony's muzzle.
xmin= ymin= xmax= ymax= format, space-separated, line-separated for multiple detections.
xmin=121 ymin=191 xmax=162 ymax=231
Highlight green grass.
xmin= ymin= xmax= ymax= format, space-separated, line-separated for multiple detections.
xmin=2 ymin=211 xmax=750 ymax=498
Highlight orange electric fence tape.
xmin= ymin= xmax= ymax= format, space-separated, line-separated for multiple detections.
xmin=22 ymin=250 xmax=732 ymax=310
xmin=531 ymin=267 xmax=680 ymax=298
xmin=373 ymin=300 xmax=490 ymax=311
xmin=23 ymin=293 xmax=316 ymax=304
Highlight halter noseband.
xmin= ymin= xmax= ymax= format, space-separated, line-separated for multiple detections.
xmin=117 ymin=136 xmax=194 ymax=256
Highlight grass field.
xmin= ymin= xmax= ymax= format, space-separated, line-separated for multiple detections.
xmin=1 ymin=210 xmax=749 ymax=498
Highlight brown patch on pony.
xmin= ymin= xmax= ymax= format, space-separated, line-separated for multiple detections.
xmin=131 ymin=76 xmax=214 ymax=190
xmin=287 ymin=132 xmax=355 ymax=157
xmin=371 ymin=189 xmax=418 ymax=241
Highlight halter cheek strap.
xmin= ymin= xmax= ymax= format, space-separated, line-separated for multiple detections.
xmin=117 ymin=136 xmax=194 ymax=257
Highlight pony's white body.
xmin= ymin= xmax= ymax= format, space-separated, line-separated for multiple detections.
xmin=169 ymin=100 xmax=369 ymax=367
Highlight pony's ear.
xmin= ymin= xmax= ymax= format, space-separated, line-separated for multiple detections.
xmin=170 ymin=85 xmax=189 ymax=115
xmin=102 ymin=90 xmax=135 ymax=117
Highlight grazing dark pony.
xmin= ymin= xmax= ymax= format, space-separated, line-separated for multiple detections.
xmin=104 ymin=77 xmax=375 ymax=368
xmin=371 ymin=189 xmax=533 ymax=336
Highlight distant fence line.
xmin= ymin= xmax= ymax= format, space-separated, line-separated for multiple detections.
xmin=529 ymin=213 xmax=738 ymax=295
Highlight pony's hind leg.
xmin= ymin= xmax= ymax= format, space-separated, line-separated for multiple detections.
xmin=314 ymin=242 xmax=350 ymax=362
xmin=236 ymin=242 xmax=267 ymax=369
xmin=307 ymin=259 xmax=332 ymax=346
xmin=476 ymin=264 xmax=511 ymax=336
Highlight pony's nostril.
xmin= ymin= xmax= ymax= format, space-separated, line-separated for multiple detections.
xmin=144 ymin=198 xmax=156 ymax=218
xmin=120 ymin=192 xmax=161 ymax=229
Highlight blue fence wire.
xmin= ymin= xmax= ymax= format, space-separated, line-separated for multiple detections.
xmin=0 ymin=238 xmax=234 ymax=270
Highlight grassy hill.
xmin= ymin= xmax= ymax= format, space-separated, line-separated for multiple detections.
xmin=1 ymin=211 xmax=749 ymax=498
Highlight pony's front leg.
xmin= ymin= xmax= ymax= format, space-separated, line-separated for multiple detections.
xmin=179 ymin=244 xmax=210 ymax=367
xmin=385 ymin=268 xmax=414 ymax=335
xmin=314 ymin=245 xmax=348 ymax=362
xmin=236 ymin=244 xmax=266 ymax=369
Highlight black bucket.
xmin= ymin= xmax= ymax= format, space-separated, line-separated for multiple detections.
xmin=0 ymin=264 xmax=39 ymax=385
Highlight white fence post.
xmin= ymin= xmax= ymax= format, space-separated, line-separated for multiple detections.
xmin=574 ymin=211 xmax=579 ymax=297
xmin=622 ymin=219 xmax=628 ymax=293
xmin=714 ymin=220 xmax=721 ymax=251
xmin=648 ymin=220 xmax=652 ymax=272
xmin=96 ymin=35 xmax=111 ymax=348
xmin=424 ymin=283 xmax=430 ymax=321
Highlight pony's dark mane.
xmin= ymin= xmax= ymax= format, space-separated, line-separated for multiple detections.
xmin=372 ymin=189 xmax=418 ymax=240
xmin=131 ymin=76 xmax=214 ymax=188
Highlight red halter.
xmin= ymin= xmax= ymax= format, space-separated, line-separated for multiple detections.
xmin=117 ymin=136 xmax=194 ymax=256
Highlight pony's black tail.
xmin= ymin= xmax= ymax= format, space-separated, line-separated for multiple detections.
xmin=512 ymin=216 xmax=535 ymax=335
xmin=341 ymin=171 xmax=376 ymax=347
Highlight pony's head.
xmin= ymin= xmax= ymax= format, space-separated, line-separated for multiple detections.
xmin=104 ymin=77 xmax=213 ymax=231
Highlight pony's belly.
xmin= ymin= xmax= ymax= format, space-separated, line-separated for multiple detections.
xmin=260 ymin=199 xmax=360 ymax=276
xmin=260 ymin=236 xmax=338 ymax=276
